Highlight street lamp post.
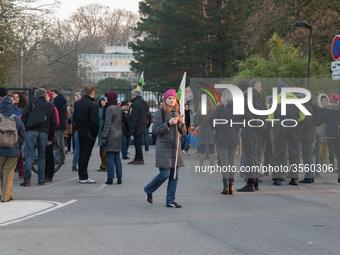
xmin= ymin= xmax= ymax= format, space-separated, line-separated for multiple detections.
xmin=20 ymin=51 xmax=23 ymax=90
xmin=294 ymin=21 xmax=312 ymax=90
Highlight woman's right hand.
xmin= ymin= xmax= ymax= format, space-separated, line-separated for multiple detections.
xmin=169 ymin=117 xmax=178 ymax=125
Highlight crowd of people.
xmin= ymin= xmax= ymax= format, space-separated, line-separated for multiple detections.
xmin=0 ymin=83 xmax=339 ymax=208
xmin=188 ymin=80 xmax=340 ymax=194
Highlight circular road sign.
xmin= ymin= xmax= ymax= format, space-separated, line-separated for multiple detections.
xmin=332 ymin=35 xmax=340 ymax=60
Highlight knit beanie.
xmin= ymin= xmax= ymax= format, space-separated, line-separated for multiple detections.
xmin=0 ymin=87 xmax=7 ymax=97
xmin=163 ymin=89 xmax=177 ymax=101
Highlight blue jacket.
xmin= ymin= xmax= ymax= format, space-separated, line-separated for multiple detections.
xmin=54 ymin=94 xmax=67 ymax=130
xmin=0 ymin=97 xmax=26 ymax=157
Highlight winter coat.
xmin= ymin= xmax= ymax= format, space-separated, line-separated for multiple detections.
xmin=102 ymin=105 xmax=122 ymax=152
xmin=54 ymin=94 xmax=67 ymax=131
xmin=324 ymin=103 xmax=340 ymax=139
xmin=207 ymin=104 xmax=246 ymax=148
xmin=316 ymin=94 xmax=329 ymax=143
xmin=300 ymin=103 xmax=317 ymax=142
xmin=98 ymin=95 xmax=105 ymax=146
xmin=0 ymin=97 xmax=26 ymax=157
xmin=73 ymin=95 xmax=99 ymax=137
xmin=129 ymin=96 xmax=149 ymax=135
xmin=195 ymin=113 xmax=215 ymax=145
xmin=242 ymin=89 xmax=267 ymax=136
xmin=22 ymin=97 xmax=57 ymax=142
xmin=122 ymin=109 xmax=130 ymax=136
xmin=153 ymin=106 xmax=186 ymax=169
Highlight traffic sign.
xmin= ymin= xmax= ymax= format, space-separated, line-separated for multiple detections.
xmin=332 ymin=35 xmax=340 ymax=60
xmin=332 ymin=70 xmax=340 ymax=80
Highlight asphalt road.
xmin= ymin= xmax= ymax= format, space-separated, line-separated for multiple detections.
xmin=1 ymin=145 xmax=340 ymax=255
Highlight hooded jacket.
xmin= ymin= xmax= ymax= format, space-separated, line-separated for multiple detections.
xmin=98 ymin=95 xmax=105 ymax=146
xmin=316 ymin=94 xmax=329 ymax=143
xmin=324 ymin=103 xmax=339 ymax=139
xmin=0 ymin=97 xmax=26 ymax=157
xmin=54 ymin=94 xmax=67 ymax=131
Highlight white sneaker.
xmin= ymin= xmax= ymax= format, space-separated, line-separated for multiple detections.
xmin=182 ymin=150 xmax=188 ymax=156
xmin=146 ymin=150 xmax=150 ymax=155
xmin=79 ymin=178 xmax=96 ymax=184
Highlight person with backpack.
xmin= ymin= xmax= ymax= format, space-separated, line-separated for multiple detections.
xmin=144 ymin=89 xmax=186 ymax=208
xmin=298 ymin=93 xmax=317 ymax=184
xmin=316 ymin=94 xmax=329 ymax=177
xmin=324 ymin=94 xmax=340 ymax=182
xmin=0 ymin=95 xmax=26 ymax=202
xmin=20 ymin=88 xmax=57 ymax=186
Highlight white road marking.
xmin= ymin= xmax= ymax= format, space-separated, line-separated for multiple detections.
xmin=0 ymin=199 xmax=77 ymax=227
xmin=33 ymin=177 xmax=79 ymax=190
xmin=94 ymin=182 xmax=107 ymax=192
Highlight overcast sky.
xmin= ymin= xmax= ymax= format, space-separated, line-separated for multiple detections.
xmin=40 ymin=0 xmax=141 ymax=20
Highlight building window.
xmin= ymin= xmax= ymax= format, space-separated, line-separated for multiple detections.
xmin=118 ymin=61 xmax=121 ymax=66
xmin=110 ymin=62 xmax=113 ymax=66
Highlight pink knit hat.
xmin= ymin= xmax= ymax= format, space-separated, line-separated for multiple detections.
xmin=46 ymin=91 xmax=53 ymax=101
xmin=330 ymin=94 xmax=339 ymax=102
xmin=163 ymin=89 xmax=177 ymax=101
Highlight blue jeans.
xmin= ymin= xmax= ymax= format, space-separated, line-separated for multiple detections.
xmin=24 ymin=131 xmax=48 ymax=182
xmin=107 ymin=152 xmax=122 ymax=179
xmin=181 ymin=133 xmax=189 ymax=151
xmin=134 ymin=134 xmax=143 ymax=160
xmin=72 ymin=131 xmax=80 ymax=168
xmin=122 ymin=135 xmax=131 ymax=158
xmin=144 ymin=168 xmax=178 ymax=205
xmin=302 ymin=141 xmax=314 ymax=179
xmin=143 ymin=131 xmax=149 ymax=151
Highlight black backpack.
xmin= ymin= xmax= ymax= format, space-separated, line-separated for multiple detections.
xmin=152 ymin=109 xmax=165 ymax=144
xmin=312 ymin=105 xmax=325 ymax=126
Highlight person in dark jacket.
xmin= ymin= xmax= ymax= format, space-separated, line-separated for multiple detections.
xmin=52 ymin=89 xmax=67 ymax=161
xmin=0 ymin=96 xmax=26 ymax=202
xmin=298 ymin=94 xmax=317 ymax=184
xmin=324 ymin=94 xmax=340 ymax=182
xmin=97 ymin=95 xmax=107 ymax=172
xmin=207 ymin=89 xmax=249 ymax=195
xmin=144 ymin=89 xmax=186 ymax=208
xmin=102 ymin=91 xmax=123 ymax=185
xmin=21 ymin=88 xmax=57 ymax=186
xmin=268 ymin=82 xmax=305 ymax=186
xmin=73 ymin=85 xmax=99 ymax=184
xmin=237 ymin=79 xmax=266 ymax=192
xmin=181 ymin=103 xmax=191 ymax=155
xmin=128 ymin=89 xmax=150 ymax=165
xmin=121 ymin=101 xmax=131 ymax=160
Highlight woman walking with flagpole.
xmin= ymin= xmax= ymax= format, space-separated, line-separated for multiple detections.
xmin=144 ymin=89 xmax=186 ymax=208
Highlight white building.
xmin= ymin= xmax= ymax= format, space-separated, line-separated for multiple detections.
xmin=78 ymin=44 xmax=139 ymax=86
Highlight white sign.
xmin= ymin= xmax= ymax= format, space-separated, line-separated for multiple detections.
xmin=332 ymin=71 xmax=340 ymax=80
xmin=185 ymin=86 xmax=194 ymax=101
xmin=331 ymin=61 xmax=340 ymax=71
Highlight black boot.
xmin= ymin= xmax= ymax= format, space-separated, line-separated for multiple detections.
xmin=105 ymin=178 xmax=113 ymax=185
xmin=289 ymin=179 xmax=298 ymax=186
xmin=273 ymin=178 xmax=281 ymax=186
xmin=237 ymin=183 xmax=255 ymax=192
xmin=117 ymin=178 xmax=122 ymax=184
xmin=20 ymin=179 xmax=31 ymax=186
